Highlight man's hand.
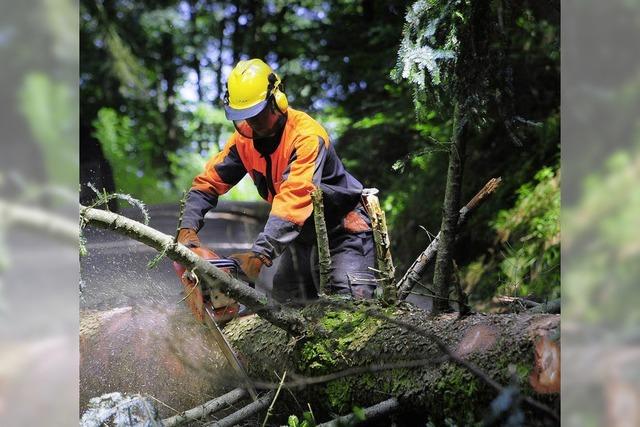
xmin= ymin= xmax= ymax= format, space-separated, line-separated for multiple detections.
xmin=173 ymin=246 xmax=219 ymax=285
xmin=229 ymin=252 xmax=272 ymax=282
xmin=178 ymin=228 xmax=201 ymax=248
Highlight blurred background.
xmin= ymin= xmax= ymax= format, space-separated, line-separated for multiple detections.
xmin=0 ymin=0 xmax=637 ymax=424
xmin=0 ymin=0 xmax=79 ymax=425
xmin=563 ymin=1 xmax=640 ymax=426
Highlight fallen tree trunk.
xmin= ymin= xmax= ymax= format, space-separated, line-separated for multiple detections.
xmin=223 ymin=304 xmax=560 ymax=425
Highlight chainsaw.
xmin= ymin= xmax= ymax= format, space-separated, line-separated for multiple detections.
xmin=172 ymin=247 xmax=258 ymax=400
xmin=172 ymin=247 xmax=248 ymax=324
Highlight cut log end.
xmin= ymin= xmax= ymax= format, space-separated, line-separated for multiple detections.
xmin=530 ymin=336 xmax=561 ymax=394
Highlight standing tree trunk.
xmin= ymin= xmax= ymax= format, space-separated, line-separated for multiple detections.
xmin=160 ymin=32 xmax=180 ymax=177
xmin=432 ymin=103 xmax=468 ymax=314
xmin=188 ymin=0 xmax=204 ymax=102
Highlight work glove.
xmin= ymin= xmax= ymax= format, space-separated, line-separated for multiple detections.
xmin=178 ymin=228 xmax=201 ymax=248
xmin=229 ymin=251 xmax=272 ymax=282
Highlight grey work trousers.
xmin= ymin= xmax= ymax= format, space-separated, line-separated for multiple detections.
xmin=271 ymin=205 xmax=377 ymax=303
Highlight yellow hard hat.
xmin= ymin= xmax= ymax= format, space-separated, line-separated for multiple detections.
xmin=223 ymin=59 xmax=288 ymax=121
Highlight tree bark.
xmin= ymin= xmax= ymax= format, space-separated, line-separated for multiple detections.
xmin=432 ymin=103 xmax=468 ymax=314
xmin=162 ymin=384 xmax=248 ymax=426
xmin=204 ymin=391 xmax=274 ymax=427
xmin=316 ymin=398 xmax=399 ymax=426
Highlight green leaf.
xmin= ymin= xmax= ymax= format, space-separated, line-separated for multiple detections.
xmin=352 ymin=406 xmax=366 ymax=421
xmin=288 ymin=415 xmax=300 ymax=427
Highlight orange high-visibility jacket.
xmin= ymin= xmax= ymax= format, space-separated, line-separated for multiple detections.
xmin=182 ymin=108 xmax=364 ymax=260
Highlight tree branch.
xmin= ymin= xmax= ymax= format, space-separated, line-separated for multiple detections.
xmin=252 ymin=358 xmax=444 ymax=390
xmin=203 ymin=391 xmax=274 ymax=427
xmin=397 ymin=177 xmax=502 ymax=300
xmin=315 ymin=398 xmax=400 ymax=427
xmin=162 ymin=388 xmax=248 ymax=427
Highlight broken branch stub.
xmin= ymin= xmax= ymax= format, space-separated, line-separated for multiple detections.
xmin=311 ymin=188 xmax=331 ymax=295
xmin=362 ymin=189 xmax=397 ymax=303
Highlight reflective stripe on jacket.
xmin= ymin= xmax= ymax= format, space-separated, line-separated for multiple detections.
xmin=181 ymin=108 xmax=364 ymax=260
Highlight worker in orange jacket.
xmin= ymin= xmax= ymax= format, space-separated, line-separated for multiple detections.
xmin=178 ymin=59 xmax=376 ymax=302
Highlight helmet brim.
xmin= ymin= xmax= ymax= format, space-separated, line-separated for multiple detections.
xmin=224 ymin=100 xmax=268 ymax=121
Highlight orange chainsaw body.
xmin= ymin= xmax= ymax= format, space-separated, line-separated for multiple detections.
xmin=172 ymin=247 xmax=239 ymax=324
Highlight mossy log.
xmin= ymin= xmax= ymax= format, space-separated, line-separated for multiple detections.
xmin=223 ymin=302 xmax=560 ymax=426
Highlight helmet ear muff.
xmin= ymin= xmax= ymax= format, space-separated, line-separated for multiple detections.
xmin=268 ymin=73 xmax=288 ymax=114
xmin=273 ymin=86 xmax=288 ymax=113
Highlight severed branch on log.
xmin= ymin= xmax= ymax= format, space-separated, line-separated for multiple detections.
xmin=311 ymin=189 xmax=331 ymax=295
xmin=252 ymin=358 xmax=444 ymax=390
xmin=79 ymin=205 xmax=307 ymax=336
xmin=362 ymin=189 xmax=397 ymax=303
xmin=315 ymin=397 xmax=400 ymax=427
xmin=493 ymin=296 xmax=561 ymax=314
xmin=528 ymin=298 xmax=561 ymax=314
xmin=396 ymin=177 xmax=502 ymax=301
xmin=203 ymin=391 xmax=274 ymax=427
xmin=162 ymin=388 xmax=248 ymax=427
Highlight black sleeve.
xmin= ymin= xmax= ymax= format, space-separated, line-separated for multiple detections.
xmin=180 ymin=189 xmax=219 ymax=231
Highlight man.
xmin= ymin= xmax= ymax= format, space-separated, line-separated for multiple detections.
xmin=178 ymin=58 xmax=376 ymax=302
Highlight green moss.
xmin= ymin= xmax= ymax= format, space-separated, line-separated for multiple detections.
xmin=321 ymin=309 xmax=366 ymax=332
xmin=433 ymin=364 xmax=482 ymax=424
xmin=326 ymin=379 xmax=351 ymax=413
xmin=516 ymin=363 xmax=532 ymax=385
xmin=300 ymin=341 xmax=337 ymax=373
xmin=298 ymin=306 xmax=383 ymax=376
xmin=387 ymin=369 xmax=419 ymax=394
xmin=491 ymin=341 xmax=534 ymax=392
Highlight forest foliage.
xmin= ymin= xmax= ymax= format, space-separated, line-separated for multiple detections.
xmin=80 ymin=0 xmax=560 ymax=307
